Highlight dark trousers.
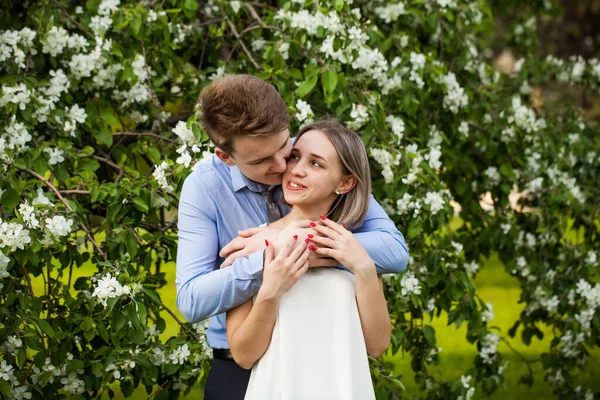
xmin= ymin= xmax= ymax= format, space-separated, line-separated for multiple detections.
xmin=204 ymin=358 xmax=251 ymax=400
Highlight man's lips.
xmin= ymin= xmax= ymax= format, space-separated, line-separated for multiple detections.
xmin=286 ymin=180 xmax=307 ymax=190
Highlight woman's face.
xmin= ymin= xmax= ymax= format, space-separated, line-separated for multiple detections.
xmin=282 ymin=129 xmax=345 ymax=207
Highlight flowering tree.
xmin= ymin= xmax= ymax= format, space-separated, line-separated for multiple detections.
xmin=1 ymin=0 xmax=598 ymax=399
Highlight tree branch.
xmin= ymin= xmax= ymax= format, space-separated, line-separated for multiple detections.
xmin=112 ymin=131 xmax=177 ymax=144
xmin=221 ymin=8 xmax=262 ymax=70
xmin=20 ymin=166 xmax=108 ymax=262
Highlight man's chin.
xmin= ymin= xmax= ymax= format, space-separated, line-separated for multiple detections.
xmin=262 ymin=173 xmax=284 ymax=186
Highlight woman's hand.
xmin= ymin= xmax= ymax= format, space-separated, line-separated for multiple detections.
xmin=257 ymin=236 xmax=311 ymax=302
xmin=308 ymin=217 xmax=376 ymax=275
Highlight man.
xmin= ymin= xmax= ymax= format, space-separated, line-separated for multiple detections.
xmin=176 ymin=74 xmax=408 ymax=400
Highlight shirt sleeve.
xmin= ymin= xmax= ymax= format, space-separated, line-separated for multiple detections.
xmin=352 ymin=194 xmax=409 ymax=274
xmin=175 ymin=173 xmax=264 ymax=323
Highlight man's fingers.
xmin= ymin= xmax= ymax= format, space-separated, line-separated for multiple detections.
xmin=222 ymin=249 xmax=250 ymax=267
xmin=238 ymin=226 xmax=266 ymax=238
xmin=219 ymin=237 xmax=246 ymax=258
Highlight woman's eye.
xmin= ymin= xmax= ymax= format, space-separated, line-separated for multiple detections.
xmin=311 ymin=161 xmax=322 ymax=167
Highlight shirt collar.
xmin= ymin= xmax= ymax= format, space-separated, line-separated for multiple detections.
xmin=230 ymin=165 xmax=273 ymax=193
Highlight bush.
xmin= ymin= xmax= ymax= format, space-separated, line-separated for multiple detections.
xmin=0 ymin=0 xmax=598 ymax=399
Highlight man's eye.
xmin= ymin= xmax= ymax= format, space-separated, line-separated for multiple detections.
xmin=253 ymin=159 xmax=265 ymax=165
xmin=289 ymin=154 xmax=299 ymax=160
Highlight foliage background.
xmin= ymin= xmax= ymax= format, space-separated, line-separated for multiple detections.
xmin=0 ymin=0 xmax=598 ymax=399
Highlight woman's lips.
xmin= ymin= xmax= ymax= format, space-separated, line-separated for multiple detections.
xmin=286 ymin=180 xmax=307 ymax=191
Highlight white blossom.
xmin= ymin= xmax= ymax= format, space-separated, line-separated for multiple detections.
xmin=464 ymin=260 xmax=479 ymax=275
xmin=61 ymin=372 xmax=85 ymax=394
xmin=153 ymin=162 xmax=174 ymax=192
xmin=45 ymin=215 xmax=73 ymax=238
xmin=0 ymin=219 xmax=31 ymax=251
xmin=169 ymin=344 xmax=191 ymax=365
xmin=440 ymin=72 xmax=468 ymax=113
xmin=44 ymin=147 xmax=65 ymax=166
xmin=173 ymin=121 xmax=196 ymax=145
xmin=295 ymin=100 xmax=314 ymax=123
xmin=0 ymin=253 xmax=10 ymax=278
xmin=32 ymin=188 xmax=51 ymax=206
xmin=423 ymin=191 xmax=445 ymax=215
xmin=386 ymin=115 xmax=405 ymax=143
xmin=98 ymin=0 xmax=120 ymax=16
xmin=374 ymin=2 xmax=406 ymax=23
xmin=484 ymin=166 xmax=501 ymax=186
xmin=92 ymin=273 xmax=132 ymax=307
xmin=481 ymin=303 xmax=495 ymax=322
xmin=18 ymin=201 xmax=39 ymax=229
xmin=400 ymin=271 xmax=421 ymax=296
xmin=175 ymin=145 xmax=192 ymax=168
xmin=479 ymin=332 xmax=499 ymax=364
xmin=348 ymin=104 xmax=369 ymax=130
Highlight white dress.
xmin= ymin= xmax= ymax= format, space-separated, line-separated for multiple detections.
xmin=244 ymin=268 xmax=376 ymax=400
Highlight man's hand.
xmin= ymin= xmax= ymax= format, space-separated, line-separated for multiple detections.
xmin=220 ymin=226 xmax=279 ymax=268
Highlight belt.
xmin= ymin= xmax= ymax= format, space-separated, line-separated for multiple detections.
xmin=213 ymin=348 xmax=234 ymax=360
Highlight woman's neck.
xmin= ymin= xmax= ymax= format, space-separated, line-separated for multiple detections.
xmin=284 ymin=204 xmax=333 ymax=225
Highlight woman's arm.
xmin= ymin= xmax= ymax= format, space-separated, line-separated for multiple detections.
xmin=226 ymin=236 xmax=311 ymax=369
xmin=309 ymin=217 xmax=392 ymax=357
xmin=226 ymin=295 xmax=280 ymax=370
xmin=354 ymin=267 xmax=392 ymax=357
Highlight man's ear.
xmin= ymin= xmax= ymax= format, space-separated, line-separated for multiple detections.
xmin=215 ymin=147 xmax=236 ymax=166
xmin=336 ymin=175 xmax=357 ymax=195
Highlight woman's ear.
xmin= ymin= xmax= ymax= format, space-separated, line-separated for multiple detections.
xmin=215 ymin=147 xmax=236 ymax=166
xmin=335 ymin=175 xmax=357 ymax=195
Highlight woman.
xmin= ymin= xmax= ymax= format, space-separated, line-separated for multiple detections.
xmin=226 ymin=119 xmax=391 ymax=399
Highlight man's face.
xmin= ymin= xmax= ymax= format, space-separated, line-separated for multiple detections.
xmin=228 ymin=129 xmax=293 ymax=186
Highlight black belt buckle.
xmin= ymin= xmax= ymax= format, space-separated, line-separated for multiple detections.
xmin=213 ymin=348 xmax=234 ymax=360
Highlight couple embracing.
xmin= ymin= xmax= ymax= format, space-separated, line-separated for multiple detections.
xmin=176 ymin=74 xmax=408 ymax=399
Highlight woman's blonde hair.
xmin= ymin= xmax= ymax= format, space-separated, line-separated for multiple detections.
xmin=295 ymin=118 xmax=371 ymax=230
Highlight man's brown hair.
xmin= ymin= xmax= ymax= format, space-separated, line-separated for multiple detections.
xmin=196 ymin=74 xmax=290 ymax=154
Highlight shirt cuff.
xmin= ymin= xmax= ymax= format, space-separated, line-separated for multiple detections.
xmin=245 ymin=249 xmax=265 ymax=283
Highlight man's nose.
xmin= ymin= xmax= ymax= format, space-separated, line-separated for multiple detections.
xmin=272 ymin=154 xmax=287 ymax=174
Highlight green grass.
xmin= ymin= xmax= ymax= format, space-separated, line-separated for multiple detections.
xmin=31 ymin=251 xmax=599 ymax=399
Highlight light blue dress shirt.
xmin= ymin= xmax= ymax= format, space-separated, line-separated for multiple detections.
xmin=176 ymin=155 xmax=408 ymax=349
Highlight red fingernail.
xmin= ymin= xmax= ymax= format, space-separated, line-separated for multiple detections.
xmin=310 ymin=222 xmax=316 ymax=227
xmin=293 ymin=235 xmax=298 ymax=240
xmin=265 ymin=240 xmax=269 ymax=247
xmin=341 ymin=223 xmax=344 ymax=227
xmin=308 ymin=234 xmax=314 ymax=238
xmin=305 ymin=238 xmax=310 ymax=243
xmin=309 ymin=245 xmax=315 ymax=251
xmin=319 ymin=216 xmax=326 ymax=220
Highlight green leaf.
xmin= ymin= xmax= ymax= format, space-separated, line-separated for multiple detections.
xmin=423 ymin=325 xmax=436 ymax=347
xmin=130 ymin=14 xmax=142 ymax=35
xmin=125 ymin=229 xmax=138 ymax=258
xmin=321 ymin=70 xmax=338 ymax=93
xmin=0 ymin=188 xmax=20 ymax=210
xmin=297 ymin=75 xmax=318 ymax=98
xmin=37 ymin=319 xmax=55 ymax=339
xmin=133 ymin=197 xmax=149 ymax=213
xmin=95 ymin=128 xmax=114 ymax=147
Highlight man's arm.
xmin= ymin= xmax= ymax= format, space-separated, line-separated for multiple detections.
xmin=175 ymin=174 xmax=264 ymax=323
xmin=352 ymin=194 xmax=409 ymax=274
